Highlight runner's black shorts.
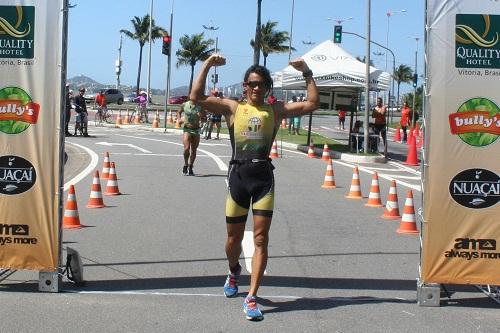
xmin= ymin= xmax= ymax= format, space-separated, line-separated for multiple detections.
xmin=225 ymin=160 xmax=274 ymax=223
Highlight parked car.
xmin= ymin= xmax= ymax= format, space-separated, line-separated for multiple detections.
xmin=124 ymin=93 xmax=137 ymax=103
xmin=168 ymin=95 xmax=188 ymax=104
xmin=102 ymin=89 xmax=124 ymax=105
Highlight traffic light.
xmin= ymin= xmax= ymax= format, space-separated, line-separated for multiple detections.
xmin=334 ymin=25 xmax=342 ymax=43
xmin=162 ymin=35 xmax=171 ymax=56
xmin=412 ymin=73 xmax=418 ymax=88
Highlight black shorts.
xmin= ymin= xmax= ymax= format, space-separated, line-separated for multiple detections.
xmin=225 ymin=160 xmax=274 ymax=223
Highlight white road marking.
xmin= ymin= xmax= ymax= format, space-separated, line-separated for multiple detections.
xmin=334 ymin=160 xmax=421 ymax=192
xmin=116 ymin=134 xmax=228 ymax=171
xmin=96 ymin=141 xmax=152 ymax=153
xmin=64 ymin=141 xmax=99 ymax=191
xmin=242 ymin=231 xmax=268 ymax=275
xmin=65 ymin=290 xmax=413 ymax=303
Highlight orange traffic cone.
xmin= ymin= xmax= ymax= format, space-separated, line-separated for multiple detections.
xmin=269 ymin=140 xmax=279 ymax=158
xmin=404 ymin=135 xmax=419 ymax=166
xmin=365 ymin=172 xmax=383 ymax=207
xmin=407 ymin=127 xmax=414 ymax=145
xmin=63 ymin=185 xmax=83 ymax=229
xmin=115 ymin=110 xmax=122 ymax=127
xmin=105 ymin=162 xmax=121 ymax=195
xmin=414 ymin=123 xmax=420 ymax=137
xmin=281 ymin=118 xmax=287 ymax=129
xmin=167 ymin=111 xmax=174 ymax=124
xmin=307 ymin=139 xmax=316 ymax=158
xmin=394 ymin=127 xmax=401 ymax=142
xmin=321 ymin=143 xmax=330 ymax=161
xmin=152 ymin=111 xmax=159 ymax=128
xmin=122 ymin=110 xmax=130 ymax=125
xmin=86 ymin=170 xmax=106 ymax=208
xmin=134 ymin=111 xmax=141 ymax=124
xmin=175 ymin=115 xmax=181 ymax=128
xmin=101 ymin=152 xmax=110 ymax=180
xmin=381 ymin=180 xmax=401 ymax=220
xmin=397 ymin=190 xmax=419 ymax=235
xmin=418 ymin=129 xmax=424 ymax=149
xmin=345 ymin=166 xmax=363 ymax=199
xmin=321 ymin=159 xmax=336 ymax=189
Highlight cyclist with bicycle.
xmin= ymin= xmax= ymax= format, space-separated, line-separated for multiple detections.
xmin=134 ymin=91 xmax=149 ymax=123
xmin=94 ymin=90 xmax=107 ymax=125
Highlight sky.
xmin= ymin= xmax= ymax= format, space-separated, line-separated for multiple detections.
xmin=67 ymin=0 xmax=425 ymax=95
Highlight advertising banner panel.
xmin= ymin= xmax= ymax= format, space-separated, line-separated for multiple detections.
xmin=422 ymin=1 xmax=500 ymax=284
xmin=0 ymin=2 xmax=62 ymax=271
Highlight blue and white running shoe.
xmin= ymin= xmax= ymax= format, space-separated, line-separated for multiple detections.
xmin=243 ymin=296 xmax=263 ymax=321
xmin=223 ymin=265 xmax=241 ymax=298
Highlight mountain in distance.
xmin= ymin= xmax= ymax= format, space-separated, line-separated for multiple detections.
xmin=67 ymin=75 xmax=243 ymax=98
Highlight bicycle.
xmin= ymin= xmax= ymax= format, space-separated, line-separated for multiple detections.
xmin=94 ymin=107 xmax=114 ymax=126
xmin=129 ymin=104 xmax=149 ymax=124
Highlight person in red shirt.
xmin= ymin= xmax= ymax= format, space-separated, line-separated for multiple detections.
xmin=400 ymin=101 xmax=411 ymax=143
xmin=338 ymin=109 xmax=346 ymax=130
xmin=94 ymin=90 xmax=107 ymax=122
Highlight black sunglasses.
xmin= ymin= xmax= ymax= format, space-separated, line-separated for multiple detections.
xmin=245 ymin=81 xmax=268 ymax=89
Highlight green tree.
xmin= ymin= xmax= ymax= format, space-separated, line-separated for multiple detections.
xmin=404 ymin=85 xmax=423 ymax=115
xmin=393 ymin=64 xmax=413 ymax=109
xmin=120 ymin=15 xmax=167 ymax=94
xmin=250 ymin=20 xmax=294 ymax=67
xmin=253 ymin=0 xmax=262 ymax=65
xmin=176 ymin=33 xmax=215 ymax=93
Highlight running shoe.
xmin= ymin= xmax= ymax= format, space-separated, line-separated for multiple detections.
xmin=223 ymin=265 xmax=241 ymax=298
xmin=182 ymin=165 xmax=188 ymax=176
xmin=243 ymin=296 xmax=263 ymax=321
xmin=188 ymin=166 xmax=194 ymax=176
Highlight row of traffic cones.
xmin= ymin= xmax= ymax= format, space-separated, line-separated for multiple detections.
xmin=63 ymin=152 xmax=121 ymax=229
xmin=321 ymin=163 xmax=418 ymax=235
xmin=112 ymin=109 xmax=162 ymax=128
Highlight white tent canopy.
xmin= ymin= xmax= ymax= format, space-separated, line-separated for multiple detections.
xmin=274 ymin=40 xmax=390 ymax=91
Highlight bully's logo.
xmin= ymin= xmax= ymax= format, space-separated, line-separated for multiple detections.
xmin=0 ymin=6 xmax=35 ymax=59
xmin=0 ymin=87 xmax=40 ymax=134
xmin=448 ymin=97 xmax=499 ymax=147
xmin=0 ymin=155 xmax=37 ymax=195
xmin=455 ymin=14 xmax=500 ymax=69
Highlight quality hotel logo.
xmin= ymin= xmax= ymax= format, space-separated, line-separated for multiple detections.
xmin=456 ymin=14 xmax=500 ymax=69
xmin=0 ymin=6 xmax=35 ymax=59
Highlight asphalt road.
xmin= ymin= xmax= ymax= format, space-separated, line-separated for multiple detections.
xmin=1 ymin=124 xmax=498 ymax=333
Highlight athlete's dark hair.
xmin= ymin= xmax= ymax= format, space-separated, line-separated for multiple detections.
xmin=243 ymin=65 xmax=273 ymax=93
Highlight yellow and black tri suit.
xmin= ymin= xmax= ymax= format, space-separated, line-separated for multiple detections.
xmin=225 ymin=101 xmax=278 ymax=223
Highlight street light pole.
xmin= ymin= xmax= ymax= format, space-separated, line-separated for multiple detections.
xmin=412 ymin=37 xmax=420 ymax=126
xmin=202 ymin=23 xmax=219 ymax=95
xmin=385 ymin=9 xmax=406 ymax=71
xmin=146 ymin=0 xmax=154 ymax=105
xmin=116 ymin=33 xmax=123 ymax=89
xmin=364 ymin=0 xmax=371 ymax=154
xmin=164 ymin=0 xmax=174 ymax=130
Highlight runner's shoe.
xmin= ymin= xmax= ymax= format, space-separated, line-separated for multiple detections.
xmin=243 ymin=296 xmax=263 ymax=321
xmin=182 ymin=165 xmax=188 ymax=176
xmin=223 ymin=265 xmax=241 ymax=298
xmin=188 ymin=166 xmax=194 ymax=176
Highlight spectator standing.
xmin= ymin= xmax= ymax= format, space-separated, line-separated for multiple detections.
xmin=400 ymin=101 xmax=411 ymax=143
xmin=74 ymin=87 xmax=89 ymax=137
xmin=64 ymin=84 xmax=73 ymax=136
xmin=371 ymin=97 xmax=387 ymax=148
xmin=338 ymin=109 xmax=346 ymax=130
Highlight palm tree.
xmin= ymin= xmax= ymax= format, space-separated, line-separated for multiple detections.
xmin=120 ymin=15 xmax=167 ymax=94
xmin=250 ymin=20 xmax=295 ymax=67
xmin=176 ymin=33 xmax=215 ymax=93
xmin=253 ymin=0 xmax=262 ymax=65
xmin=393 ymin=64 xmax=413 ymax=109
